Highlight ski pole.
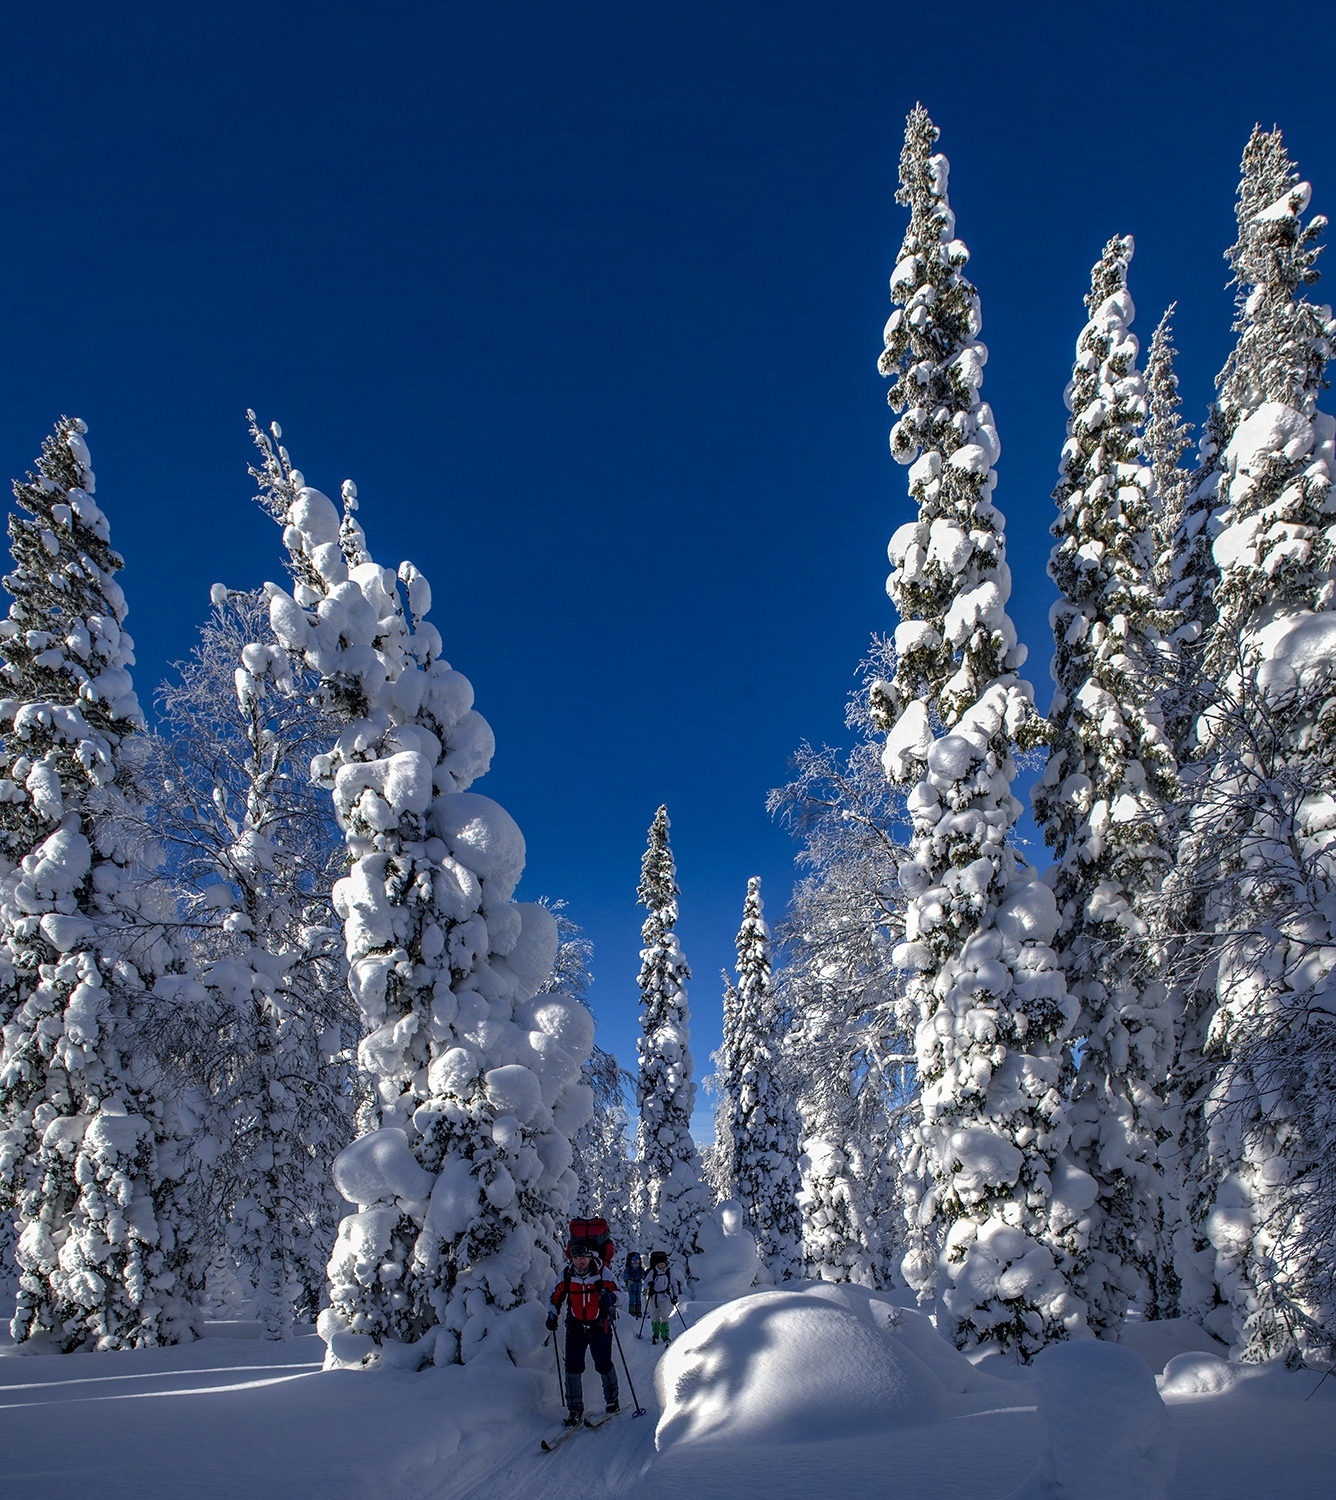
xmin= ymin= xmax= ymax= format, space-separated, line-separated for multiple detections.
xmin=552 ymin=1328 xmax=567 ymax=1414
xmin=611 ymin=1319 xmax=646 ymax=1417
xmin=673 ymin=1301 xmax=690 ymax=1334
xmin=637 ymin=1305 xmax=649 ymax=1340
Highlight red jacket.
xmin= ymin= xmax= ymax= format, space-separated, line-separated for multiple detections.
xmin=550 ymin=1265 xmax=619 ymax=1323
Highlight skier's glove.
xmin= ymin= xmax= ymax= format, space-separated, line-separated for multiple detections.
xmin=545 ymin=1312 xmax=559 ymax=1332
xmin=599 ymin=1291 xmax=615 ymax=1319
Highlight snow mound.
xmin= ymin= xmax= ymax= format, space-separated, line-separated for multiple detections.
xmin=1158 ymin=1351 xmax=1237 ymax=1397
xmin=690 ymin=1200 xmax=760 ymax=1301
xmin=1115 ymin=1316 xmax=1228 ymax=1376
xmin=1005 ymin=1340 xmax=1177 ymax=1500
xmin=654 ymin=1282 xmax=955 ymax=1450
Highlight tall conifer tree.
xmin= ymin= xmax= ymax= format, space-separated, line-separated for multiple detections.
xmin=1178 ymin=131 xmax=1336 ymax=1359
xmin=635 ymin=805 xmax=709 ymax=1270
xmin=250 ymin=419 xmax=591 ymax=1366
xmin=0 ymin=420 xmax=189 ymax=1349
xmin=1145 ymin=308 xmax=1213 ymax=764
xmin=874 ymin=108 xmax=1084 ymax=1354
xmin=1033 ymin=238 xmax=1180 ymax=1329
xmin=714 ymin=878 xmax=801 ymax=1281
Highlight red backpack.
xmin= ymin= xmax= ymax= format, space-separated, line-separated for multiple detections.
xmin=567 ymin=1216 xmax=615 ymax=1266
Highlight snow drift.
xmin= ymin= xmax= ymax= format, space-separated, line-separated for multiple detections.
xmin=654 ymin=1282 xmax=993 ymax=1450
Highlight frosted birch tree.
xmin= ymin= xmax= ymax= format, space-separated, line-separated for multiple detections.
xmin=248 ymin=417 xmax=591 ymax=1367
xmin=544 ymin=913 xmax=634 ymax=1246
xmin=770 ymin=639 xmax=913 ymax=1286
xmin=1032 ymin=237 xmax=1180 ymax=1330
xmin=872 ymin=106 xmax=1085 ymax=1354
xmin=143 ymin=591 xmax=355 ymax=1335
xmin=713 ymin=877 xmax=802 ymax=1281
xmin=0 ymin=419 xmax=190 ymax=1349
xmin=571 ymin=1046 xmax=633 ymax=1248
xmin=634 ymin=805 xmax=709 ymax=1270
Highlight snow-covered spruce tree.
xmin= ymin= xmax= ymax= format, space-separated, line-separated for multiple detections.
xmin=872 ymin=107 xmax=1084 ymax=1355
xmin=1142 ymin=307 xmax=1226 ymax=1328
xmin=1145 ymin=307 xmax=1214 ymax=763
xmin=248 ymin=417 xmax=591 ymax=1367
xmin=143 ymin=590 xmax=355 ymax=1335
xmin=0 ymin=419 xmax=188 ymax=1350
xmin=1174 ymin=130 xmax=1336 ymax=1360
xmin=1032 ymin=236 xmax=1181 ymax=1331
xmin=713 ymin=877 xmax=802 ymax=1282
xmin=770 ymin=638 xmax=913 ymax=1287
xmin=635 ymin=805 xmax=709 ymax=1270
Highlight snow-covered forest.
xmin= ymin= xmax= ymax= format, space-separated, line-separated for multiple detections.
xmin=2 ymin=96 xmax=1334 ymax=1500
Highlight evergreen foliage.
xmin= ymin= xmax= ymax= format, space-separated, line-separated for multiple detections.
xmin=552 ymin=914 xmax=634 ymax=1248
xmin=634 ymin=805 xmax=709 ymax=1270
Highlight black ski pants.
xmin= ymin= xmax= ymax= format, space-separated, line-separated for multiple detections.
xmin=564 ymin=1317 xmax=614 ymax=1375
xmin=563 ymin=1317 xmax=618 ymax=1413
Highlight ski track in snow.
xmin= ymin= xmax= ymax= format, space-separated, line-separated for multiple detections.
xmin=444 ymin=1327 xmax=663 ymax=1500
xmin=0 ymin=1368 xmax=322 ymax=1409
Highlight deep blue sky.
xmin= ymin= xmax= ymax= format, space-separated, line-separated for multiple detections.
xmin=1 ymin=2 xmax=1331 ymax=1132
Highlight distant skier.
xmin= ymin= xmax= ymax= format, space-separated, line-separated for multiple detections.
xmin=547 ymin=1240 xmax=620 ymax=1425
xmin=645 ymin=1249 xmax=680 ymax=1346
xmin=623 ymin=1251 xmax=645 ymax=1320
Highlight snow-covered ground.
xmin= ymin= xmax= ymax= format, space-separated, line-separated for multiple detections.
xmin=1 ymin=1285 xmax=1331 ymax=1499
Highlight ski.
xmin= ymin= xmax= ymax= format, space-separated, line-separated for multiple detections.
xmin=540 ymin=1422 xmax=584 ymax=1453
xmin=583 ymin=1408 xmax=623 ymax=1429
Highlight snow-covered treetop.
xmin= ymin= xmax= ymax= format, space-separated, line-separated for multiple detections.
xmin=872 ymin=104 xmax=1021 ymax=738
xmin=1204 ymin=132 xmax=1336 ymax=661
xmin=0 ymin=419 xmax=143 ymax=867
xmin=733 ymin=876 xmax=769 ymax=993
xmin=246 ymin=413 xmax=494 ymax=791
xmin=1144 ymin=307 xmax=1194 ymax=591
xmin=1218 ymin=126 xmax=1331 ymax=424
xmin=1036 ymin=234 xmax=1175 ymax=865
xmin=638 ymin=804 xmax=681 ymax=953
xmin=1144 ymin=308 xmax=1215 ymax=758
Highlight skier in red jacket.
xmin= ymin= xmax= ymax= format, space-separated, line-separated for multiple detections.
xmin=547 ymin=1243 xmax=620 ymax=1426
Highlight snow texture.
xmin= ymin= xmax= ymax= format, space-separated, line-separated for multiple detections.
xmin=654 ymin=1283 xmax=957 ymax=1450
xmin=690 ymin=1199 xmax=761 ymax=1301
